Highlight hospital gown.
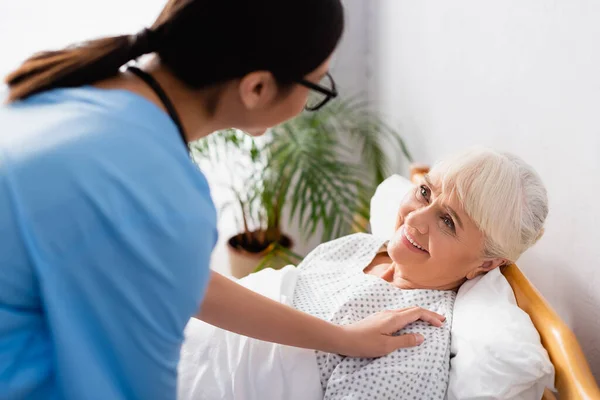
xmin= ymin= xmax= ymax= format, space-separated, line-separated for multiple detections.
xmin=292 ymin=233 xmax=456 ymax=400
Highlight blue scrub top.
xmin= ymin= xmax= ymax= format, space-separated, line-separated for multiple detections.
xmin=0 ymin=86 xmax=218 ymax=399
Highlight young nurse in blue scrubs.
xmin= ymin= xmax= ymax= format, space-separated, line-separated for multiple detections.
xmin=0 ymin=0 xmax=445 ymax=398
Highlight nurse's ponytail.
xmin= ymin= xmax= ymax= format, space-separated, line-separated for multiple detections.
xmin=5 ymin=0 xmax=344 ymax=103
xmin=5 ymin=31 xmax=155 ymax=102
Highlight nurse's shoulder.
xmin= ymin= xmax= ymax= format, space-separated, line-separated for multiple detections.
xmin=0 ymin=85 xmax=218 ymax=265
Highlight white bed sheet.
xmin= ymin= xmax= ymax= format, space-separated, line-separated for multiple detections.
xmin=177 ymin=266 xmax=323 ymax=400
xmin=178 ymin=263 xmax=552 ymax=400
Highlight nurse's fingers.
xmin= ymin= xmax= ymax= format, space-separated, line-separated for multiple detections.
xmin=394 ymin=307 xmax=446 ymax=328
xmin=391 ymin=333 xmax=425 ymax=349
xmin=338 ymin=307 xmax=445 ymax=357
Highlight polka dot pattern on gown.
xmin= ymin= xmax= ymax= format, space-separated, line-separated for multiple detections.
xmin=292 ymin=233 xmax=456 ymax=400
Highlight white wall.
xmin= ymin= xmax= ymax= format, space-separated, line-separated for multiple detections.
xmin=0 ymin=0 xmax=165 ymax=77
xmin=372 ymin=0 xmax=600 ymax=381
xmin=329 ymin=0 xmax=372 ymax=98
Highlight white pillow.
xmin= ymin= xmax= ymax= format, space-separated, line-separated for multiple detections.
xmin=369 ymin=174 xmax=413 ymax=240
xmin=448 ymin=269 xmax=554 ymax=400
xmin=370 ymin=174 xmax=555 ymax=400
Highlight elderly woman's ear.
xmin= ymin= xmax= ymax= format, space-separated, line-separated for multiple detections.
xmin=465 ymin=258 xmax=508 ymax=280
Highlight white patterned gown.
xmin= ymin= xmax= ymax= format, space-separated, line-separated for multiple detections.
xmin=292 ymin=233 xmax=456 ymax=400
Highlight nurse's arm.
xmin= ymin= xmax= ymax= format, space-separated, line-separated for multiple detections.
xmin=197 ymin=271 xmax=445 ymax=358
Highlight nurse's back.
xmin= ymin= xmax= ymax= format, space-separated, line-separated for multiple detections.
xmin=0 ymin=87 xmax=217 ymax=399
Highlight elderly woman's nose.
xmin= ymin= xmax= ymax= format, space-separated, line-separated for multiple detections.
xmin=405 ymin=209 xmax=429 ymax=235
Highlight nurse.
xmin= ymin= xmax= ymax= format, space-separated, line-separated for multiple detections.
xmin=0 ymin=0 xmax=445 ymax=398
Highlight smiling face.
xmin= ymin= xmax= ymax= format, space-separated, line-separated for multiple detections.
xmin=387 ymin=173 xmax=506 ymax=290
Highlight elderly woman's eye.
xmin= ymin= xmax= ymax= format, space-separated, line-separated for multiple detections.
xmin=419 ymin=185 xmax=430 ymax=201
xmin=442 ymin=215 xmax=455 ymax=230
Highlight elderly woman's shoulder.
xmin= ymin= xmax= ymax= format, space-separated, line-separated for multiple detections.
xmin=298 ymin=232 xmax=384 ymax=271
xmin=311 ymin=232 xmax=385 ymax=256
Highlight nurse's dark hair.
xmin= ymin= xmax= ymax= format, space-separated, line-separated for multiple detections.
xmin=4 ymin=0 xmax=344 ymax=103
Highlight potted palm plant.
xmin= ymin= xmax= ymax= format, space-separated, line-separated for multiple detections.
xmin=191 ymin=98 xmax=411 ymax=278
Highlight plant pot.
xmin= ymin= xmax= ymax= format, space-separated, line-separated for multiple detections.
xmin=227 ymin=231 xmax=293 ymax=279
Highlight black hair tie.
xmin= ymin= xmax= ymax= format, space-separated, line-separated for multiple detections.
xmin=130 ymin=28 xmax=158 ymax=58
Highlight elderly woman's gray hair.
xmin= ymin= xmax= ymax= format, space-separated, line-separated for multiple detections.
xmin=430 ymin=147 xmax=548 ymax=262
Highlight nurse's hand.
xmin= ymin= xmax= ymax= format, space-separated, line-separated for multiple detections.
xmin=337 ymin=306 xmax=446 ymax=357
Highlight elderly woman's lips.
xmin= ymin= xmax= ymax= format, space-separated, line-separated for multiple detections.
xmin=401 ymin=227 xmax=429 ymax=254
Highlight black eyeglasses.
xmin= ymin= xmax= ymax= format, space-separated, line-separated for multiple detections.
xmin=297 ymin=72 xmax=338 ymax=111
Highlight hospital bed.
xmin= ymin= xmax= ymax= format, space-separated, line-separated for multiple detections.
xmin=408 ymin=165 xmax=600 ymax=400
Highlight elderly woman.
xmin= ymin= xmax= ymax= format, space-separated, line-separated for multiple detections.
xmin=178 ymin=147 xmax=548 ymax=400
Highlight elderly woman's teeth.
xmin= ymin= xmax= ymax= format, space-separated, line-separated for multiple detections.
xmin=407 ymin=234 xmax=424 ymax=251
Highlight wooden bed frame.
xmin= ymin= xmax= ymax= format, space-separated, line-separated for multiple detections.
xmin=407 ymin=166 xmax=600 ymax=399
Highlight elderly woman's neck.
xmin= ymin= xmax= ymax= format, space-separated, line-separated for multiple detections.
xmin=365 ymin=261 xmax=461 ymax=290
xmin=390 ymin=269 xmax=459 ymax=291
xmin=390 ymin=264 xmax=464 ymax=291
xmin=363 ymin=255 xmax=462 ymax=290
